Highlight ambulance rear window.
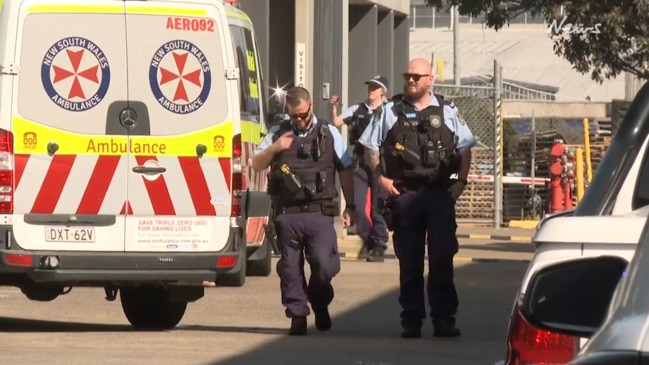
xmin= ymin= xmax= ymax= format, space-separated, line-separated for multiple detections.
xmin=230 ymin=24 xmax=260 ymax=123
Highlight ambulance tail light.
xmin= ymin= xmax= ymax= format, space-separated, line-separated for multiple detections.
xmin=0 ymin=129 xmax=14 ymax=214
xmin=506 ymin=305 xmax=577 ymax=364
xmin=232 ymin=133 xmax=242 ymax=171
xmin=231 ymin=134 xmax=243 ymax=217
xmin=217 ymin=255 xmax=238 ymax=268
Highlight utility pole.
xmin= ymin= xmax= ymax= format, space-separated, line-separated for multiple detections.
xmin=625 ymin=72 xmax=641 ymax=101
xmin=453 ymin=5 xmax=460 ymax=86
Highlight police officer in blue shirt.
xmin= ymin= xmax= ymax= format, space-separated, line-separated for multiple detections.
xmin=252 ymin=86 xmax=355 ymax=336
xmin=359 ymin=58 xmax=476 ymax=339
xmin=329 ymin=75 xmax=390 ymax=262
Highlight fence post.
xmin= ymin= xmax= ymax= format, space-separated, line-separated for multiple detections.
xmin=493 ymin=60 xmax=503 ymax=228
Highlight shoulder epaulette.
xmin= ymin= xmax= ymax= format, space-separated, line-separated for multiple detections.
xmin=436 ymin=94 xmax=456 ymax=108
xmin=317 ymin=118 xmax=331 ymax=137
xmin=390 ymin=93 xmax=405 ymax=102
xmin=272 ymin=119 xmax=292 ymax=142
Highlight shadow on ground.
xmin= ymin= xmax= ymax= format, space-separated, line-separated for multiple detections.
xmin=0 ymin=317 xmax=130 ymax=333
xmin=202 ymin=262 xmax=527 ymax=365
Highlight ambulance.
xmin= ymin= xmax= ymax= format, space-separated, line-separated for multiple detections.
xmin=0 ymin=0 xmax=275 ymax=329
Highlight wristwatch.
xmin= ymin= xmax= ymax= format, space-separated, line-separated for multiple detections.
xmin=346 ymin=204 xmax=357 ymax=211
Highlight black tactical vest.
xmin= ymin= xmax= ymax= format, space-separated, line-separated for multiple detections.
xmin=383 ymin=93 xmax=460 ymax=187
xmin=347 ymin=103 xmax=371 ymax=156
xmin=268 ymin=119 xmax=338 ymax=206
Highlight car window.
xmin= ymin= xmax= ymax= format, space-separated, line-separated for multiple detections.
xmin=242 ymin=27 xmax=261 ymax=122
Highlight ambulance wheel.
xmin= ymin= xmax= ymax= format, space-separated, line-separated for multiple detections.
xmin=120 ymin=285 xmax=187 ymax=330
xmin=246 ymin=241 xmax=272 ymax=277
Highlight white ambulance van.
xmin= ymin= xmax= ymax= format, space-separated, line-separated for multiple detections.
xmin=0 ymin=0 xmax=274 ymax=329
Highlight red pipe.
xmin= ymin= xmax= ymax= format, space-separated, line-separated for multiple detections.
xmin=564 ymin=181 xmax=573 ymax=209
xmin=549 ymin=142 xmax=566 ymax=212
xmin=565 ymin=165 xmax=575 ymax=210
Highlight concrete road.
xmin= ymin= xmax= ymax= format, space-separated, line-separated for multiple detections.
xmin=0 ymin=258 xmax=527 ymax=365
xmin=337 ymin=236 xmax=535 ymax=263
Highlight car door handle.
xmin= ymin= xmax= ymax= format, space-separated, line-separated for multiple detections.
xmin=132 ymin=166 xmax=166 ymax=174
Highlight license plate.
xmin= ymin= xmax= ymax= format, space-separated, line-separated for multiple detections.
xmin=44 ymin=227 xmax=95 ymax=242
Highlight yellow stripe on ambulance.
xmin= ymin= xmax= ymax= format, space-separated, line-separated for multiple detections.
xmin=27 ymin=4 xmax=207 ymax=16
xmin=13 ymin=117 xmax=234 ymax=157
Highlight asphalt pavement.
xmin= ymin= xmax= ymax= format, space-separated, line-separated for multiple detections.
xmin=0 ymin=258 xmax=529 ymax=365
xmin=337 ymin=226 xmax=535 ymax=263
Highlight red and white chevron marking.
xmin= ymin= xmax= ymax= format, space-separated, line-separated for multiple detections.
xmin=241 ymin=141 xmax=270 ymax=244
xmin=14 ymin=154 xmax=232 ymax=216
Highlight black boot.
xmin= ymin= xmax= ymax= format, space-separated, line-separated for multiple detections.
xmin=401 ymin=327 xmax=422 ymax=339
xmin=401 ymin=321 xmax=422 ymax=338
xmin=357 ymin=243 xmax=371 ymax=260
xmin=366 ymin=246 xmax=386 ymax=262
xmin=433 ymin=317 xmax=461 ymax=338
xmin=313 ymin=305 xmax=332 ymax=331
xmin=288 ymin=316 xmax=307 ymax=336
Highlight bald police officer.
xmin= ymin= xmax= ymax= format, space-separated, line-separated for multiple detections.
xmin=252 ymin=86 xmax=355 ymax=336
xmin=359 ymin=58 xmax=476 ymax=339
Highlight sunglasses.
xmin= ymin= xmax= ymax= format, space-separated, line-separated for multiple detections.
xmin=289 ymin=105 xmax=312 ymax=120
xmin=402 ymin=73 xmax=431 ymax=82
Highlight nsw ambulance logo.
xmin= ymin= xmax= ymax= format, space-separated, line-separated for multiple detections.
xmin=149 ymin=40 xmax=212 ymax=115
xmin=22 ymin=132 xmax=38 ymax=150
xmin=40 ymin=36 xmax=111 ymax=112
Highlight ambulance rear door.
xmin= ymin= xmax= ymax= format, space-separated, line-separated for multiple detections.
xmin=228 ymin=16 xmax=271 ymax=246
xmin=11 ymin=1 xmax=129 ymax=252
xmin=123 ymin=2 xmax=234 ymax=253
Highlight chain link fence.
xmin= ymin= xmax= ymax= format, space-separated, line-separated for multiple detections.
xmin=433 ymin=84 xmax=497 ymax=225
xmin=502 ymin=115 xmax=612 ymax=222
xmin=430 ymin=64 xmax=614 ymax=226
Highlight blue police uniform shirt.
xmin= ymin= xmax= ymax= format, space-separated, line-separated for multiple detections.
xmin=255 ymin=116 xmax=353 ymax=168
xmin=358 ymin=94 xmax=477 ymax=152
xmin=339 ymin=104 xmax=362 ymax=121
xmin=339 ymin=102 xmax=376 ymax=122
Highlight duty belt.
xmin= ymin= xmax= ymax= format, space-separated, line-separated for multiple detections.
xmin=395 ymin=179 xmax=453 ymax=193
xmin=276 ymin=200 xmax=339 ymax=215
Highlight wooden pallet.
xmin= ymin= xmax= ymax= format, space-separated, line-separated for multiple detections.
xmin=456 ymin=179 xmax=494 ymax=219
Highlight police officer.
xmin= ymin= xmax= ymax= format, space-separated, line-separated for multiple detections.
xmin=359 ymin=58 xmax=476 ymax=339
xmin=329 ymin=75 xmax=390 ymax=262
xmin=252 ymin=86 xmax=355 ymax=336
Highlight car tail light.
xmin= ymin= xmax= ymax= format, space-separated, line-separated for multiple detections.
xmin=231 ymin=134 xmax=242 ymax=217
xmin=0 ymin=129 xmax=14 ymax=214
xmin=507 ymin=306 xmax=577 ymax=364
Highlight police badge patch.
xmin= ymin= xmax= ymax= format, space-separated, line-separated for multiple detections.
xmin=456 ymin=111 xmax=466 ymax=126
xmin=431 ymin=116 xmax=442 ymax=128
